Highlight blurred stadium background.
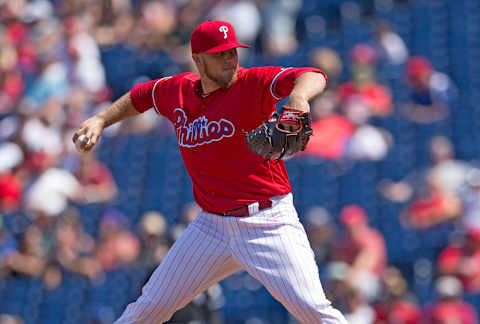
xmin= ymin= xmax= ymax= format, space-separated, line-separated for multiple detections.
xmin=1 ymin=0 xmax=480 ymax=323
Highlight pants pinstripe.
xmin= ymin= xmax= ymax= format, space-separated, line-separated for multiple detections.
xmin=114 ymin=194 xmax=347 ymax=324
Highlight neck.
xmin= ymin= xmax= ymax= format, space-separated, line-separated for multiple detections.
xmin=200 ymin=77 xmax=221 ymax=94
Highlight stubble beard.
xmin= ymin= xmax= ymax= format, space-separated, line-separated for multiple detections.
xmin=204 ymin=64 xmax=237 ymax=89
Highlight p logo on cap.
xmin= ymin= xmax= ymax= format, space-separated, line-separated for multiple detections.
xmin=219 ymin=25 xmax=229 ymax=39
xmin=191 ymin=20 xmax=250 ymax=54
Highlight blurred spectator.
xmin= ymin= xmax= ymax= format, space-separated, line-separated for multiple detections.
xmin=458 ymin=168 xmax=480 ymax=232
xmin=304 ymin=91 xmax=355 ymax=160
xmin=304 ymin=117 xmax=392 ymax=163
xmin=95 ymin=209 xmax=140 ymax=271
xmin=137 ymin=1 xmax=178 ymax=52
xmin=0 ymin=116 xmax=21 ymax=142
xmin=422 ymin=276 xmax=478 ymax=324
xmin=210 ymin=0 xmax=261 ymax=64
xmin=73 ymin=153 xmax=117 ymax=204
xmin=169 ymin=283 xmax=226 ymax=324
xmin=426 ymin=136 xmax=471 ymax=196
xmin=437 ymin=229 xmax=480 ymax=294
xmin=309 ymin=47 xmax=343 ymax=87
xmin=344 ymin=286 xmax=375 ymax=324
xmin=379 ymin=137 xmax=469 ymax=202
xmin=344 ymin=124 xmax=393 ymax=162
xmin=23 ymin=153 xmax=82 ymax=217
xmin=261 ymin=0 xmax=302 ymax=57
xmin=93 ymin=11 xmax=136 ymax=47
xmin=380 ymin=136 xmax=465 ymax=228
xmin=324 ymin=261 xmax=351 ymax=313
xmin=304 ymin=47 xmax=353 ymax=160
xmin=0 ymin=217 xmax=18 ymax=276
xmin=65 ymin=15 xmax=106 ymax=92
xmin=210 ymin=0 xmax=261 ymax=45
xmin=63 ymin=87 xmax=95 ymax=130
xmin=304 ymin=44 xmax=394 ymax=163
xmin=401 ymin=186 xmax=461 ymax=229
xmin=401 ymin=56 xmax=456 ymax=124
xmin=0 ymin=140 xmax=24 ymax=176
xmin=0 ymin=314 xmax=24 ymax=324
xmin=173 ymin=0 xmax=207 ymax=44
xmin=117 ymin=109 xmax=162 ymax=135
xmin=305 ymin=89 xmax=392 ymax=162
xmin=338 ymin=44 xmax=393 ymax=119
xmin=373 ymin=20 xmax=409 ymax=66
xmin=172 ymin=201 xmax=201 ymax=240
xmin=374 ymin=267 xmax=422 ymax=324
xmin=303 ymin=206 xmax=334 ymax=264
xmin=137 ymin=211 xmax=171 ymax=270
xmin=331 ymin=205 xmax=387 ymax=302
xmin=6 ymin=225 xmax=48 ymax=277
xmin=0 ymin=169 xmax=23 ymax=213
xmin=20 ymin=106 xmax=64 ymax=156
xmin=53 ymin=208 xmax=102 ymax=280
xmin=168 ymin=282 xmax=226 ymax=324
xmin=22 ymin=56 xmax=69 ymax=111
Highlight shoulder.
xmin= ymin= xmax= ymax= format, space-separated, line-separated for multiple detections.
xmin=237 ymin=66 xmax=293 ymax=91
xmin=150 ymin=73 xmax=199 ymax=96
xmin=240 ymin=66 xmax=289 ymax=77
xmin=158 ymin=72 xmax=199 ymax=85
xmin=151 ymin=72 xmax=197 ymax=85
xmin=238 ymin=66 xmax=291 ymax=79
xmin=178 ymin=72 xmax=200 ymax=82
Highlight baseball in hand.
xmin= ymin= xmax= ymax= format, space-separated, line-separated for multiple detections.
xmin=75 ymin=134 xmax=90 ymax=152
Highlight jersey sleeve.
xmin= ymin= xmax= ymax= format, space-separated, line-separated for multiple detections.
xmin=272 ymin=67 xmax=327 ymax=100
xmin=247 ymin=67 xmax=327 ymax=116
xmin=253 ymin=67 xmax=327 ymax=102
xmin=129 ymin=77 xmax=173 ymax=115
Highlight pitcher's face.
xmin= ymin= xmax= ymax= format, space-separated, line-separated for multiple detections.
xmin=195 ymin=48 xmax=239 ymax=89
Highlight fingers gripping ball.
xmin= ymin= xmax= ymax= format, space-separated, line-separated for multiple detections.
xmin=75 ymin=134 xmax=90 ymax=153
xmin=245 ymin=107 xmax=313 ymax=160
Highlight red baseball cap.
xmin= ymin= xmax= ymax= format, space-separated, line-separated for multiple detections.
xmin=191 ymin=20 xmax=250 ymax=54
xmin=406 ymin=56 xmax=433 ymax=79
xmin=350 ymin=44 xmax=377 ymax=64
xmin=339 ymin=205 xmax=367 ymax=226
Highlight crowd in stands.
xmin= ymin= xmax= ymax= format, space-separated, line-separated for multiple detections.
xmin=1 ymin=0 xmax=479 ymax=323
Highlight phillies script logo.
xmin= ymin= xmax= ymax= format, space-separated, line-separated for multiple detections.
xmin=173 ymin=108 xmax=235 ymax=147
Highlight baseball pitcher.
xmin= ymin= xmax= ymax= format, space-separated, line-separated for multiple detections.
xmin=73 ymin=20 xmax=347 ymax=324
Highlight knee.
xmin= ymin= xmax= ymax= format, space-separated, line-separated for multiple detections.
xmin=293 ymin=299 xmax=348 ymax=324
xmin=115 ymin=294 xmax=175 ymax=324
xmin=315 ymin=303 xmax=348 ymax=324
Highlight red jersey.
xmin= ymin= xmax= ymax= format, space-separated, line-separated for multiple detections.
xmin=130 ymin=66 xmax=325 ymax=214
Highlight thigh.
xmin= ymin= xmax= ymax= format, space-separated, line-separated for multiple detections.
xmin=115 ymin=213 xmax=241 ymax=324
xmin=230 ymin=201 xmax=347 ymax=324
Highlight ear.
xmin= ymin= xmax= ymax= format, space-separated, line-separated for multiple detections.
xmin=192 ymin=54 xmax=200 ymax=64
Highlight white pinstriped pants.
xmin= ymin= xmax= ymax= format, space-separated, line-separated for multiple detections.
xmin=114 ymin=193 xmax=347 ymax=324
